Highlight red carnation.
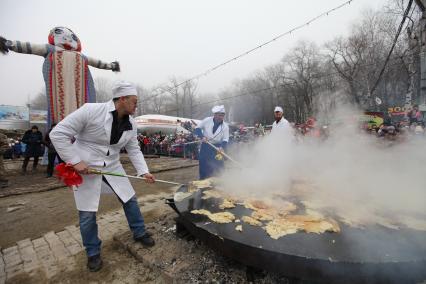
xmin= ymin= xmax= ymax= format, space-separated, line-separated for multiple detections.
xmin=55 ymin=163 xmax=83 ymax=186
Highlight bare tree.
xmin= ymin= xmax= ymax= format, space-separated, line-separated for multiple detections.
xmin=30 ymin=89 xmax=47 ymax=110
xmin=326 ymin=35 xmax=366 ymax=105
xmin=148 ymin=87 xmax=167 ymax=114
xmin=181 ymin=80 xmax=198 ymax=118
xmin=118 ymin=0 xmax=421 ymax=124
xmin=135 ymin=84 xmax=150 ymax=116
xmin=280 ymin=40 xmax=324 ymax=121
xmin=193 ymin=93 xmax=221 ymax=120
xmin=164 ymin=77 xmax=182 ymax=116
xmin=325 ymin=7 xmax=414 ymax=108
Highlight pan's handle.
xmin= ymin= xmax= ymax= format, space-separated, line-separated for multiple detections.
xmin=165 ymin=197 xmax=180 ymax=215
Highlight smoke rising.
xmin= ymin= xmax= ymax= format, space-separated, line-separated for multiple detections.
xmin=220 ymin=103 xmax=426 ymax=231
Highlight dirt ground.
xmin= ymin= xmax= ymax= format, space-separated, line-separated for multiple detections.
xmin=0 ymin=157 xmax=198 ymax=248
xmin=113 ymin=209 xmax=294 ymax=284
xmin=8 ymin=209 xmax=293 ymax=284
xmin=27 ymin=208 xmax=292 ymax=284
xmin=2 ymin=155 xmax=291 ymax=284
xmin=8 ymin=215 xmax=164 ymax=284
xmin=1 ymin=156 xmax=294 ymax=284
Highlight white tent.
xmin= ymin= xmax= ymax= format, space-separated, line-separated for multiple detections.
xmin=134 ymin=114 xmax=201 ymax=135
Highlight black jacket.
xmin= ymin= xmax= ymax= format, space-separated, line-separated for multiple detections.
xmin=22 ymin=130 xmax=43 ymax=157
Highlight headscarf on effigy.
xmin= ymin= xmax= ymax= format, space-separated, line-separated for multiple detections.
xmin=48 ymin=27 xmax=81 ymax=51
xmin=212 ymin=105 xmax=225 ymax=114
xmin=112 ymin=81 xmax=137 ymax=98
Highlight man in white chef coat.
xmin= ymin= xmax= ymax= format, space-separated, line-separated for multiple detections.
xmin=271 ymin=106 xmax=292 ymax=134
xmin=194 ymin=105 xmax=229 ymax=179
xmin=50 ymin=81 xmax=156 ymax=272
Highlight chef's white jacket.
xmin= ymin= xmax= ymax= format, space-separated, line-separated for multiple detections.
xmin=196 ymin=117 xmax=229 ymax=145
xmin=271 ymin=118 xmax=291 ymax=134
xmin=50 ymin=100 xmax=149 ymax=211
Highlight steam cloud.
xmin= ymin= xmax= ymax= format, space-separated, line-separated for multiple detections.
xmin=220 ymin=104 xmax=426 ymax=231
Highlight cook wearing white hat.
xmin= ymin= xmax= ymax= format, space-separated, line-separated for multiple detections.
xmin=194 ymin=105 xmax=229 ymax=179
xmin=274 ymin=106 xmax=283 ymax=113
xmin=111 ymin=81 xmax=139 ymax=117
xmin=112 ymin=81 xmax=138 ymax=99
xmin=271 ymin=106 xmax=291 ymax=134
xmin=212 ymin=105 xmax=226 ymax=114
xmin=50 ymin=80 xmax=156 ymax=270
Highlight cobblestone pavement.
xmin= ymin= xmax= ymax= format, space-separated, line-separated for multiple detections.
xmin=0 ymin=191 xmax=171 ymax=283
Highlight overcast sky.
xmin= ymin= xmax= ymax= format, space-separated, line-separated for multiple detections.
xmin=1 ymin=0 xmax=387 ymax=107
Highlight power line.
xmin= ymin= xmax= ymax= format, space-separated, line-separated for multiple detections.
xmin=161 ymin=49 xmax=424 ymax=114
xmin=370 ymin=0 xmax=414 ymax=95
xmin=187 ymin=0 xmax=355 ymax=81
xmin=144 ymin=0 xmax=356 ymax=102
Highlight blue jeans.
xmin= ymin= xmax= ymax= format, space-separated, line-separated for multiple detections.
xmin=79 ymin=195 xmax=146 ymax=257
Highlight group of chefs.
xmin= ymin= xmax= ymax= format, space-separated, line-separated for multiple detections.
xmin=49 ymin=81 xmax=293 ymax=272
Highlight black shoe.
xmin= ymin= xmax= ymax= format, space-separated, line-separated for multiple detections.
xmin=87 ymin=254 xmax=103 ymax=272
xmin=135 ymin=233 xmax=155 ymax=247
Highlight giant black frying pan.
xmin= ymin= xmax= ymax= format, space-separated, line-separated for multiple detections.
xmin=168 ymin=185 xmax=426 ymax=283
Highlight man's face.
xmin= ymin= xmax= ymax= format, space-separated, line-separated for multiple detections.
xmin=214 ymin=113 xmax=225 ymax=122
xmin=31 ymin=128 xmax=37 ymax=133
xmin=120 ymin=95 xmax=138 ymax=115
xmin=274 ymin=111 xmax=283 ymax=120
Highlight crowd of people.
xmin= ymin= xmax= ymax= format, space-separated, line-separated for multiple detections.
xmin=137 ymin=132 xmax=199 ymax=159
xmin=134 ymin=107 xmax=425 ymax=161
xmin=2 ymin=108 xmax=424 ymax=171
xmin=357 ymin=106 xmax=425 ymax=146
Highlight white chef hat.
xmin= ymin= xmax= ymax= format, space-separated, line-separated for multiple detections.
xmin=274 ymin=106 xmax=283 ymax=113
xmin=212 ymin=105 xmax=225 ymax=114
xmin=112 ymin=81 xmax=137 ymax=98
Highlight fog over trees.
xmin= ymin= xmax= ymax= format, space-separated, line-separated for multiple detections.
xmin=30 ymin=0 xmax=422 ymax=124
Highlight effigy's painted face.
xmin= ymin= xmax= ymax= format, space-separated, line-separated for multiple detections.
xmin=48 ymin=27 xmax=81 ymax=51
